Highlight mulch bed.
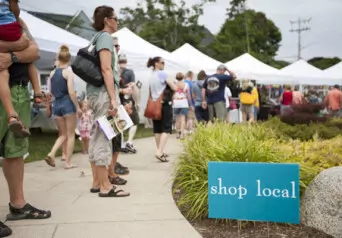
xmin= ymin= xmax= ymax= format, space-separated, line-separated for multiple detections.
xmin=172 ymin=188 xmax=332 ymax=238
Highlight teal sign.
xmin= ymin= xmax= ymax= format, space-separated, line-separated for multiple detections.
xmin=208 ymin=162 xmax=300 ymax=224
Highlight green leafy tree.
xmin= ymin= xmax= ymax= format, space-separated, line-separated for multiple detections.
xmin=208 ymin=9 xmax=282 ymax=63
xmin=308 ymin=57 xmax=341 ymax=70
xmin=119 ymin=0 xmax=214 ymax=51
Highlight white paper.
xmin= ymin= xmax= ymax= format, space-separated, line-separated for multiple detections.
xmin=97 ymin=105 xmax=133 ymax=140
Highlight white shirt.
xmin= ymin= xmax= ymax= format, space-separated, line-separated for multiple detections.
xmin=225 ymin=87 xmax=232 ymax=108
xmin=173 ymin=83 xmax=189 ymax=108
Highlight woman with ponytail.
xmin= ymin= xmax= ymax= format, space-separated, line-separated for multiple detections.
xmin=44 ymin=44 xmax=81 ymax=169
xmin=146 ymin=57 xmax=177 ymax=162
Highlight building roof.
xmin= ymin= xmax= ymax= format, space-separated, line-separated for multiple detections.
xmin=27 ymin=10 xmax=96 ymax=40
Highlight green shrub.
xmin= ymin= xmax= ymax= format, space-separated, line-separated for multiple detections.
xmin=263 ymin=117 xmax=342 ymax=141
xmin=174 ymin=122 xmax=342 ymax=220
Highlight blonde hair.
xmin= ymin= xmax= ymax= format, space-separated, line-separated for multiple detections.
xmin=58 ymin=44 xmax=71 ymax=63
xmin=241 ymin=80 xmax=250 ymax=90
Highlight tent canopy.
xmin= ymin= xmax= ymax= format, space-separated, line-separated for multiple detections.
xmin=224 ymin=53 xmax=297 ymax=84
xmin=280 ymin=59 xmax=339 ymax=85
xmin=171 ymin=43 xmax=222 ymax=72
xmin=112 ymin=28 xmax=188 ymax=71
xmin=324 ymin=62 xmax=342 ymax=79
xmin=225 ymin=53 xmax=279 ymax=74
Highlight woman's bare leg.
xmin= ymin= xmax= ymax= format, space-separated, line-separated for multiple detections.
xmin=48 ymin=117 xmax=67 ymax=160
xmin=180 ymin=115 xmax=186 ymax=139
xmin=64 ymin=114 xmax=77 ymax=168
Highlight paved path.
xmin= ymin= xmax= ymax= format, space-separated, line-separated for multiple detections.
xmin=0 ymin=137 xmax=201 ymax=238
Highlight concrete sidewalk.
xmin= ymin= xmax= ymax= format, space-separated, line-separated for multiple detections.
xmin=0 ymin=137 xmax=201 ymax=238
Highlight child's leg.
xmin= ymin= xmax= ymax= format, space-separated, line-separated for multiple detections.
xmin=27 ymin=63 xmax=42 ymax=103
xmin=0 ymin=70 xmax=16 ymax=117
xmin=0 ymin=70 xmax=30 ymax=137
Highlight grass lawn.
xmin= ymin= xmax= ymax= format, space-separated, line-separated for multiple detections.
xmin=26 ymin=125 xmax=154 ymax=163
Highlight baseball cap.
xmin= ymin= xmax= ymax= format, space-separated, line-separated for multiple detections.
xmin=217 ymin=64 xmax=226 ymax=71
xmin=118 ymin=54 xmax=127 ymax=61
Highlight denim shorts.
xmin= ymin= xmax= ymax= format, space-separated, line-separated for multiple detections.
xmin=174 ymin=108 xmax=188 ymax=116
xmin=52 ymin=95 xmax=76 ymax=117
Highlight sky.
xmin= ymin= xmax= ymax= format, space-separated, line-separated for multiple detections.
xmin=21 ymin=0 xmax=342 ymax=62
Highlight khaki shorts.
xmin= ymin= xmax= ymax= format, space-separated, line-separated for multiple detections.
xmin=0 ymin=86 xmax=30 ymax=158
xmin=208 ymin=101 xmax=227 ymax=121
xmin=240 ymin=104 xmax=254 ymax=114
xmin=88 ymin=90 xmax=113 ymax=166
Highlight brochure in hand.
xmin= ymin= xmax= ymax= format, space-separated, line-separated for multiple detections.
xmin=97 ymin=105 xmax=133 ymax=140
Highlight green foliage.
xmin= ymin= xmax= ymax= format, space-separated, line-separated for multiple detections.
xmin=174 ymin=122 xmax=342 ymax=220
xmin=308 ymin=57 xmax=341 ymax=70
xmin=208 ymin=9 xmax=282 ymax=63
xmin=264 ymin=117 xmax=342 ymax=141
xmin=120 ymin=0 xmax=213 ymax=51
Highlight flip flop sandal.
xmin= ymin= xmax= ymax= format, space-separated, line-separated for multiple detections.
xmin=163 ymin=153 xmax=169 ymax=157
xmin=64 ymin=164 xmax=78 ymax=170
xmin=156 ymin=155 xmax=169 ymax=163
xmin=8 ymin=115 xmax=30 ymax=138
xmin=6 ymin=203 xmax=51 ymax=221
xmin=109 ymin=176 xmax=127 ymax=185
xmin=98 ymin=187 xmax=130 ymax=197
xmin=90 ymin=188 xmax=100 ymax=193
xmin=0 ymin=221 xmax=12 ymax=237
xmin=44 ymin=156 xmax=56 ymax=167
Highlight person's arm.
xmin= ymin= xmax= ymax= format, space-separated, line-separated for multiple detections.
xmin=225 ymin=68 xmax=237 ymax=80
xmin=186 ymin=86 xmax=192 ymax=104
xmin=98 ymin=50 xmax=116 ymax=102
xmin=65 ymin=69 xmax=81 ymax=112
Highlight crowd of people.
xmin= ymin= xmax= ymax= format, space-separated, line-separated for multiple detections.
xmin=1 ymin=2 xmax=341 ymax=237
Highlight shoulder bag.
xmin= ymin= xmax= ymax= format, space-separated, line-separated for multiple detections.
xmin=144 ymin=89 xmax=163 ymax=120
xmin=71 ymin=32 xmax=106 ymax=87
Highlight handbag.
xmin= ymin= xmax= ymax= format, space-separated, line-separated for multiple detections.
xmin=71 ymin=32 xmax=105 ymax=87
xmin=144 ymin=90 xmax=163 ymax=120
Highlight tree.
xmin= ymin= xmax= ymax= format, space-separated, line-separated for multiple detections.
xmin=120 ymin=0 xmax=214 ymax=52
xmin=308 ymin=57 xmax=341 ymax=70
xmin=207 ymin=9 xmax=282 ymax=63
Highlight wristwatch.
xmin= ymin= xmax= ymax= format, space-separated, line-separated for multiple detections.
xmin=10 ymin=52 xmax=18 ymax=63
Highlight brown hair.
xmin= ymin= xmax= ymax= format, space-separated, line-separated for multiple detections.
xmin=197 ymin=70 xmax=207 ymax=80
xmin=147 ymin=57 xmax=162 ymax=68
xmin=58 ymin=45 xmax=71 ymax=63
xmin=92 ymin=6 xmax=114 ymax=31
xmin=186 ymin=71 xmax=193 ymax=78
xmin=176 ymin=72 xmax=184 ymax=81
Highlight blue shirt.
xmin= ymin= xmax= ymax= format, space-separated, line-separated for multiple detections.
xmin=0 ymin=0 xmax=16 ymax=25
xmin=185 ymin=79 xmax=195 ymax=106
xmin=193 ymin=81 xmax=205 ymax=107
xmin=203 ymin=74 xmax=233 ymax=104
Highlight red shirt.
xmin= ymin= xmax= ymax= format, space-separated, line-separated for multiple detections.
xmin=282 ymin=91 xmax=293 ymax=106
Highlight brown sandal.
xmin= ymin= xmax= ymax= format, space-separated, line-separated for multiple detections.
xmin=44 ymin=156 xmax=56 ymax=167
xmin=33 ymin=92 xmax=43 ymax=104
xmin=8 ymin=115 xmax=30 ymax=138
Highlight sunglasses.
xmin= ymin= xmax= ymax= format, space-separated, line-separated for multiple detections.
xmin=160 ymin=61 xmax=165 ymax=65
xmin=108 ymin=16 xmax=118 ymax=22
xmin=114 ymin=44 xmax=120 ymax=48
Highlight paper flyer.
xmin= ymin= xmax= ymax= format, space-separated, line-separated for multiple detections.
xmin=97 ymin=105 xmax=133 ymax=140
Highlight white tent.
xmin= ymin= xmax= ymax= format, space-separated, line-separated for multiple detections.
xmin=324 ymin=62 xmax=342 ymax=80
xmin=171 ymin=43 xmax=222 ymax=72
xmin=113 ymin=28 xmax=188 ymax=71
xmin=280 ymin=59 xmax=340 ymax=85
xmin=225 ymin=53 xmax=297 ymax=84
